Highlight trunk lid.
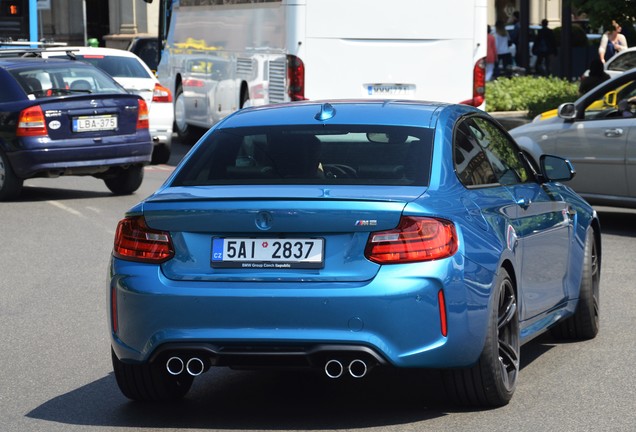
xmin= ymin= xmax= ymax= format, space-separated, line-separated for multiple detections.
xmin=143 ymin=185 xmax=427 ymax=282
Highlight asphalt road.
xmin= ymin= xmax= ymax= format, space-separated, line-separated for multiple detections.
xmin=1 ymin=139 xmax=635 ymax=431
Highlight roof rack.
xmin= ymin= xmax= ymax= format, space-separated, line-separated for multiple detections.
xmin=0 ymin=41 xmax=79 ymax=60
xmin=0 ymin=39 xmax=68 ymax=48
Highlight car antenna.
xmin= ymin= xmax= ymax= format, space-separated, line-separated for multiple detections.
xmin=65 ymin=50 xmax=77 ymax=60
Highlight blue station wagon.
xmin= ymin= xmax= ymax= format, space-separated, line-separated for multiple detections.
xmin=109 ymin=100 xmax=600 ymax=407
xmin=0 ymin=57 xmax=153 ymax=200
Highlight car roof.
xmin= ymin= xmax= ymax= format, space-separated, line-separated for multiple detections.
xmin=219 ymin=99 xmax=475 ymax=129
xmin=40 ymin=46 xmax=140 ymax=58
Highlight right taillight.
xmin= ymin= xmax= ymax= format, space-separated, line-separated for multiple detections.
xmin=365 ymin=216 xmax=458 ymax=264
xmin=286 ymin=54 xmax=306 ymax=101
xmin=136 ymin=99 xmax=149 ymax=130
xmin=152 ymin=83 xmax=173 ymax=102
xmin=16 ymin=105 xmax=47 ymax=137
xmin=113 ymin=216 xmax=174 ymax=263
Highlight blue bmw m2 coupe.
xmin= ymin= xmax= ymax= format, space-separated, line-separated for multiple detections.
xmin=109 ymin=100 xmax=600 ymax=407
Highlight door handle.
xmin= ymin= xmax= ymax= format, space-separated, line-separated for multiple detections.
xmin=604 ymin=128 xmax=624 ymax=137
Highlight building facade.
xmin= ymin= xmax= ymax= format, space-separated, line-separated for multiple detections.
xmin=34 ymin=0 xmax=564 ymax=49
xmin=37 ymin=0 xmax=157 ymax=49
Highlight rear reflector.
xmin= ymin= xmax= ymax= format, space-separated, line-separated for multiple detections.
xmin=16 ymin=105 xmax=47 ymax=137
xmin=113 ymin=216 xmax=174 ymax=263
xmin=365 ymin=216 xmax=458 ymax=264
xmin=438 ymin=289 xmax=448 ymax=337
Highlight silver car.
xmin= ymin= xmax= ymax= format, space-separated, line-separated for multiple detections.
xmin=509 ymin=68 xmax=636 ymax=208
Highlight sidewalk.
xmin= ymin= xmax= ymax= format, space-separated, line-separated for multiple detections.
xmin=488 ymin=111 xmax=531 ymax=131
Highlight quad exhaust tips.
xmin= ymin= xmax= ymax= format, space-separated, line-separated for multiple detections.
xmin=324 ymin=358 xmax=369 ymax=379
xmin=166 ymin=356 xmax=205 ymax=376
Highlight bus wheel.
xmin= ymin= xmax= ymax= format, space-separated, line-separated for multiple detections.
xmin=174 ymin=84 xmax=196 ymax=144
xmin=240 ymin=88 xmax=250 ymax=108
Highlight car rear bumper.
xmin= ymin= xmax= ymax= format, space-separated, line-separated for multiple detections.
xmin=108 ymin=254 xmax=494 ymax=370
xmin=8 ymin=140 xmax=153 ymax=178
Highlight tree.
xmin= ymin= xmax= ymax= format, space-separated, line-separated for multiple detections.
xmin=571 ymin=0 xmax=636 ymax=30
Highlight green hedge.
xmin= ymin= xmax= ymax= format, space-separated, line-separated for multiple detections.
xmin=485 ymin=76 xmax=580 ymax=118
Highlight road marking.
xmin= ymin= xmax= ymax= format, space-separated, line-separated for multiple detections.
xmin=145 ymin=165 xmax=175 ymax=172
xmin=47 ymin=200 xmax=86 ymax=218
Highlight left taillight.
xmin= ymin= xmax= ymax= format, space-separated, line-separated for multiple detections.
xmin=152 ymin=83 xmax=173 ymax=103
xmin=364 ymin=216 xmax=458 ymax=264
xmin=113 ymin=216 xmax=174 ymax=263
xmin=16 ymin=105 xmax=47 ymax=137
xmin=136 ymin=99 xmax=150 ymax=130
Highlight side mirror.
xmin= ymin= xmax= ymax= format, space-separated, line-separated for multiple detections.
xmin=557 ymin=103 xmax=576 ymax=120
xmin=540 ymin=154 xmax=575 ymax=182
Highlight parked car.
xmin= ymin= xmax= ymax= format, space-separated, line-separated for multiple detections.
xmin=0 ymin=57 xmax=153 ymax=200
xmin=127 ymin=36 xmax=160 ymax=72
xmin=581 ymin=47 xmax=636 ymax=79
xmin=510 ymin=69 xmax=636 ymax=208
xmin=41 ymin=47 xmax=174 ymax=164
xmin=108 ymin=100 xmax=600 ymax=407
xmin=602 ymin=47 xmax=636 ymax=78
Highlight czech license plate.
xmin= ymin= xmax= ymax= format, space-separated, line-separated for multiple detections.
xmin=73 ymin=115 xmax=117 ymax=132
xmin=211 ymin=237 xmax=324 ymax=269
xmin=366 ymin=83 xmax=416 ymax=96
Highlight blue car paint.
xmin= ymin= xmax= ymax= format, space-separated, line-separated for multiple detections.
xmin=109 ymin=100 xmax=598 ymax=371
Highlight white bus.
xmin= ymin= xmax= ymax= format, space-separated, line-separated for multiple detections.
xmin=156 ymin=0 xmax=487 ymax=143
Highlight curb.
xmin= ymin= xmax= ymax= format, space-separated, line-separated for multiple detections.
xmin=488 ymin=111 xmax=531 ymax=130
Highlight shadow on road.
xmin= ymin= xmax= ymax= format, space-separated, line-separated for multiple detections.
xmin=26 ymin=336 xmax=559 ymax=429
xmin=595 ymin=207 xmax=636 ymax=238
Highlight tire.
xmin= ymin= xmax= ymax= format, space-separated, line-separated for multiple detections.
xmin=174 ymin=84 xmax=197 ymax=144
xmin=103 ymin=165 xmax=144 ymax=195
xmin=0 ymin=149 xmax=23 ymax=201
xmin=240 ymin=87 xmax=250 ymax=108
xmin=443 ymin=268 xmax=520 ymax=407
xmin=151 ymin=143 xmax=171 ymax=165
xmin=111 ymin=348 xmax=193 ymax=401
xmin=551 ymin=228 xmax=600 ymax=340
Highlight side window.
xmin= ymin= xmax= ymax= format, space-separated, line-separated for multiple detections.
xmin=454 ymin=120 xmax=497 ymax=187
xmin=584 ymin=80 xmax=636 ymax=120
xmin=470 ymin=118 xmax=530 ymax=185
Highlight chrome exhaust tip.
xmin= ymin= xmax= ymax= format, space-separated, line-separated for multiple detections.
xmin=166 ymin=356 xmax=184 ymax=376
xmin=348 ymin=359 xmax=368 ymax=378
xmin=186 ymin=357 xmax=205 ymax=376
xmin=324 ymin=359 xmax=344 ymax=379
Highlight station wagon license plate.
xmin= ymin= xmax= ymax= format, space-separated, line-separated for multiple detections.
xmin=211 ymin=237 xmax=324 ymax=269
xmin=72 ymin=115 xmax=117 ymax=132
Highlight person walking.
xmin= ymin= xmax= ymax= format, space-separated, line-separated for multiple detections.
xmin=533 ymin=19 xmax=557 ymax=76
xmin=486 ymin=25 xmax=498 ymax=81
xmin=599 ymin=21 xmax=628 ymax=64
xmin=493 ymin=20 xmax=513 ymax=78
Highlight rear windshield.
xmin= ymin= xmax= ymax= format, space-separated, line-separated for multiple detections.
xmin=46 ymin=54 xmax=152 ymax=79
xmin=10 ymin=65 xmax=125 ymax=98
xmin=172 ymin=125 xmax=434 ymax=186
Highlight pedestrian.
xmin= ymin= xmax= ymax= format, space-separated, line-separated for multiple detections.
xmin=599 ymin=21 xmax=628 ymax=64
xmin=486 ymin=25 xmax=497 ymax=81
xmin=532 ymin=19 xmax=557 ymax=76
xmin=493 ymin=20 xmax=513 ymax=78
xmin=509 ymin=11 xmax=521 ymax=65
xmin=579 ymin=58 xmax=610 ymax=95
